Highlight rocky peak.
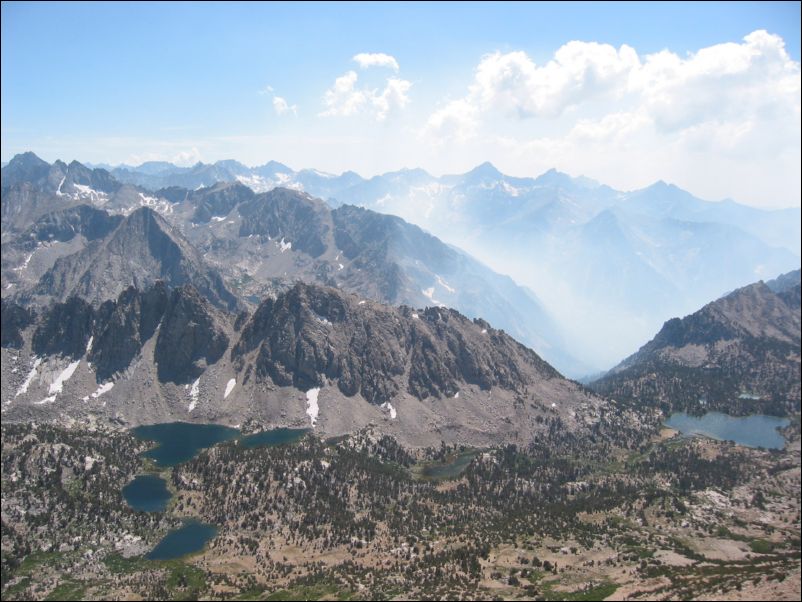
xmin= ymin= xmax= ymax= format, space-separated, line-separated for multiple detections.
xmin=233 ymin=282 xmax=559 ymax=404
xmin=238 ymin=187 xmax=331 ymax=258
xmin=154 ymin=285 xmax=230 ymax=384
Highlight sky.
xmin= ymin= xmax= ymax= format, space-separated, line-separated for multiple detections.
xmin=2 ymin=1 xmax=800 ymax=208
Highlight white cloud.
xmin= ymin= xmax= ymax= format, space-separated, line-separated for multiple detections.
xmin=171 ymin=147 xmax=202 ymax=166
xmin=471 ymin=44 xmax=638 ymax=119
xmin=320 ymin=71 xmax=368 ymax=117
xmin=353 ymin=52 xmax=400 ymax=71
xmin=260 ymin=85 xmax=298 ymax=116
xmin=272 ymin=95 xmax=298 ymax=116
xmin=418 ymin=30 xmax=800 ymax=207
xmin=425 ymin=30 xmax=800 ymax=149
xmin=424 ymin=98 xmax=480 ymax=142
xmin=373 ymin=77 xmax=412 ymax=121
xmin=320 ymin=69 xmax=411 ymax=121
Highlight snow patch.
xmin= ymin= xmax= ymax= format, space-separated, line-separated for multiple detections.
xmin=90 ymin=382 xmax=114 ymax=399
xmin=422 ymin=287 xmax=444 ymax=307
xmin=278 ymin=238 xmax=292 ymax=253
xmin=381 ymin=402 xmax=397 ymax=419
xmin=16 ymin=357 xmax=42 ymax=396
xmin=85 ymin=336 xmax=94 ymax=354
xmin=481 ymin=329 xmax=487 ymax=334
xmin=13 ymin=252 xmax=34 ymax=272
xmin=411 ymin=313 xmax=419 ymax=319
xmin=224 ymin=378 xmax=236 ymax=399
xmin=453 ymin=391 xmax=459 ymax=399
xmin=358 ymin=300 xmax=366 ymax=305
xmin=84 ymin=456 xmax=99 ymax=471
xmin=49 ymin=360 xmax=80 ymax=395
xmin=56 ymin=176 xmax=67 ymax=196
xmin=72 ymin=183 xmax=108 ymax=202
xmin=211 ymin=216 xmax=226 ymax=222
xmin=188 ymin=378 xmax=200 ymax=412
xmin=338 ymin=263 xmax=344 ymax=270
xmin=435 ymin=275 xmax=455 ymax=293
xmin=35 ymin=395 xmax=57 ymax=405
xmin=306 ymin=387 xmax=320 ymax=427
xmin=550 ymin=402 xmax=557 ymax=409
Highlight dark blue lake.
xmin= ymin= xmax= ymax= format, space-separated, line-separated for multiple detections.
xmin=123 ymin=474 xmax=171 ymax=512
xmin=146 ymin=520 xmax=217 ymax=560
xmin=665 ymin=412 xmax=790 ymax=450
xmin=133 ymin=422 xmax=240 ymax=467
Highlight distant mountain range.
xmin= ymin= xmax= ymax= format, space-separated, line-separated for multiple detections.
xmin=1 ymin=153 xmax=580 ymax=377
xmin=4 ymin=153 xmax=800 ymax=374
xmin=82 ymin=155 xmax=801 ymax=371
xmin=591 ymin=269 xmax=801 ymax=417
xmin=2 ymin=151 xmax=800 ymax=442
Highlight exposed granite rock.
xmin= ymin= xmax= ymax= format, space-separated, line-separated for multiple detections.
xmin=32 ymin=297 xmax=94 ymax=359
xmin=0 ymin=299 xmax=35 ymax=348
xmin=238 ymin=187 xmax=330 ymax=258
xmin=155 ymin=286 xmax=229 ymax=384
xmin=33 ymin=207 xmax=238 ymax=311
xmin=592 ymin=275 xmax=801 ymax=415
xmin=89 ymin=283 xmax=169 ymax=380
xmin=233 ymin=282 xmax=560 ymax=404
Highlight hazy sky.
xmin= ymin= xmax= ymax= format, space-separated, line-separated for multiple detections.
xmin=2 ymin=1 xmax=800 ymax=207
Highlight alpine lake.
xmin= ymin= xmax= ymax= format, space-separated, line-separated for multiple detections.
xmin=122 ymin=423 xmax=309 ymax=560
xmin=664 ymin=411 xmax=790 ymax=450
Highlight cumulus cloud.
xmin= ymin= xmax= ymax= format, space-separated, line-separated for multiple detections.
xmin=272 ymin=95 xmax=298 ymax=116
xmin=320 ymin=69 xmax=411 ymax=121
xmin=260 ymin=85 xmax=298 ymax=116
xmin=425 ymin=99 xmax=480 ymax=142
xmin=424 ymin=30 xmax=800 ymax=151
xmin=353 ymin=52 xmax=400 ymax=71
xmin=421 ymin=30 xmax=799 ymax=207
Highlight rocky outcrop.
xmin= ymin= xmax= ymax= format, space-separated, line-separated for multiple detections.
xmin=33 ymin=207 xmax=238 ymax=311
xmin=190 ymin=181 xmax=255 ymax=223
xmin=154 ymin=286 xmax=229 ymax=383
xmin=32 ymin=297 xmax=95 ymax=360
xmin=233 ymin=282 xmax=560 ymax=404
xmin=0 ymin=300 xmax=35 ymax=348
xmin=238 ymin=187 xmax=330 ymax=258
xmin=592 ymin=275 xmax=801 ymax=415
xmin=89 ymin=283 xmax=169 ymax=380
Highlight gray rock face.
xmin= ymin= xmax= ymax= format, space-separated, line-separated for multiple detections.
xmin=190 ymin=181 xmax=255 ymax=223
xmin=592 ymin=274 xmax=801 ymax=415
xmin=233 ymin=282 xmax=559 ymax=404
xmin=17 ymin=204 xmax=122 ymax=246
xmin=33 ymin=206 xmax=238 ymax=311
xmin=0 ymin=299 xmax=34 ymax=348
xmin=32 ymin=297 xmax=94 ymax=360
xmin=239 ymin=188 xmax=330 ymax=258
xmin=154 ymin=286 xmax=229 ymax=384
xmin=89 ymin=283 xmax=169 ymax=380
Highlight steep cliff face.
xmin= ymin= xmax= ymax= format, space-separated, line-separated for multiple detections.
xmin=592 ymin=275 xmax=801 ymax=416
xmin=154 ymin=287 xmax=229 ymax=384
xmin=232 ymin=282 xmax=560 ymax=403
xmin=31 ymin=206 xmax=238 ymax=311
xmin=2 ymin=281 xmax=598 ymax=448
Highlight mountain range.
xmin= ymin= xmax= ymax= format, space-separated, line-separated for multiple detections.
xmin=591 ymin=269 xmax=801 ymax=417
xmin=2 ymin=153 xmax=578 ymax=375
xmin=86 ymin=155 xmax=801 ymax=371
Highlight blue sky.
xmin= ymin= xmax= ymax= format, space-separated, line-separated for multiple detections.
xmin=2 ymin=1 xmax=800 ymax=206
